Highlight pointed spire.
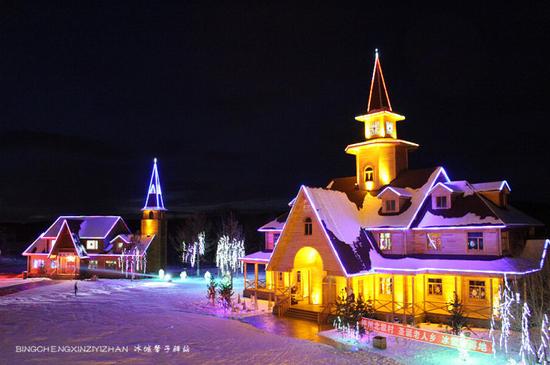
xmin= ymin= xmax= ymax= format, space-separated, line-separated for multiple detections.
xmin=142 ymin=158 xmax=166 ymax=211
xmin=367 ymin=49 xmax=392 ymax=113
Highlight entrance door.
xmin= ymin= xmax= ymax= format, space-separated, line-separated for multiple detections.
xmin=58 ymin=255 xmax=77 ymax=275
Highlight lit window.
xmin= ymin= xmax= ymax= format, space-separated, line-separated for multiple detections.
xmin=105 ymin=260 xmax=118 ymax=269
xmin=365 ymin=167 xmax=374 ymax=182
xmin=88 ymin=260 xmax=98 ymax=269
xmin=304 ymin=218 xmax=313 ymax=235
xmin=118 ymin=242 xmax=123 ymax=248
xmin=385 ymin=199 xmax=396 ymax=212
xmin=469 ymin=280 xmax=486 ymax=300
xmin=33 ymin=259 xmax=45 ymax=269
xmin=379 ymin=277 xmax=393 ymax=295
xmin=426 ymin=233 xmax=442 ymax=250
xmin=435 ymin=196 xmax=448 ymax=209
xmin=428 ymin=278 xmax=443 ymax=296
xmin=379 ymin=233 xmax=392 ymax=250
xmin=149 ymin=211 xmax=154 ymax=219
xmin=467 ymin=232 xmax=484 ymax=251
xmin=86 ymin=240 xmax=99 ymax=250
xmin=50 ymin=261 xmax=57 ymax=269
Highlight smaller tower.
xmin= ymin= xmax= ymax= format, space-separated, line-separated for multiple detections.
xmin=346 ymin=50 xmax=418 ymax=191
xmin=141 ymin=158 xmax=167 ymax=273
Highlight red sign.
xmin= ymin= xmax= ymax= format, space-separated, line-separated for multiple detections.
xmin=361 ymin=318 xmax=493 ymax=355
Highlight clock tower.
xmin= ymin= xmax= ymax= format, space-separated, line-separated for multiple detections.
xmin=346 ymin=50 xmax=418 ymax=191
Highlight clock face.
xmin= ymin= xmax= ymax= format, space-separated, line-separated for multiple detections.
xmin=386 ymin=121 xmax=393 ymax=134
xmin=370 ymin=121 xmax=380 ymax=136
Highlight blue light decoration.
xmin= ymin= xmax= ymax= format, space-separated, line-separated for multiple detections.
xmin=142 ymin=158 xmax=166 ymax=211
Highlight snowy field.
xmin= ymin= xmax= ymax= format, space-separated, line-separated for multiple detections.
xmin=0 ymin=277 xmax=399 ymax=365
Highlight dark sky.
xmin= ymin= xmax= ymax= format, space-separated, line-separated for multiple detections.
xmin=1 ymin=2 xmax=549 ymax=221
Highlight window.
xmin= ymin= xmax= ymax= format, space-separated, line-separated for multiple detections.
xmin=278 ymin=272 xmax=283 ymax=281
xmin=426 ymin=233 xmax=442 ymax=250
xmin=385 ymin=121 xmax=393 ymax=135
xmin=379 ymin=277 xmax=393 ymax=295
xmin=86 ymin=240 xmax=99 ymax=250
xmin=467 ymin=232 xmax=484 ymax=251
xmin=385 ymin=199 xmax=396 ymax=212
xmin=365 ymin=167 xmax=374 ymax=182
xmin=427 ymin=278 xmax=443 ymax=296
xmin=149 ymin=211 xmax=154 ymax=219
xmin=88 ymin=260 xmax=98 ymax=270
xmin=105 ymin=260 xmax=118 ymax=269
xmin=379 ymin=233 xmax=392 ymax=250
xmin=304 ymin=218 xmax=313 ymax=235
xmin=33 ymin=259 xmax=45 ymax=269
xmin=435 ymin=196 xmax=448 ymax=209
xmin=118 ymin=242 xmax=123 ymax=248
xmin=50 ymin=261 xmax=57 ymax=269
xmin=469 ymin=280 xmax=486 ymax=300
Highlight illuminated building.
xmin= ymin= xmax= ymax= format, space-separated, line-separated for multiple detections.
xmin=240 ymin=50 xmax=548 ymax=324
xmin=22 ymin=159 xmax=167 ymax=278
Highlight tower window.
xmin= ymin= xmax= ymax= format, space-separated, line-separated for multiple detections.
xmin=149 ymin=211 xmax=154 ymax=219
xmin=365 ymin=167 xmax=374 ymax=182
xmin=304 ymin=217 xmax=313 ymax=235
xmin=385 ymin=121 xmax=393 ymax=135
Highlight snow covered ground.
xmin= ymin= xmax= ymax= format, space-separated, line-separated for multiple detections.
xmin=0 ymin=277 xmax=399 ymax=364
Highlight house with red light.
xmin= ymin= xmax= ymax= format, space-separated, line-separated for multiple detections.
xmin=240 ymin=51 xmax=549 ymax=324
xmin=22 ymin=159 xmax=168 ymax=278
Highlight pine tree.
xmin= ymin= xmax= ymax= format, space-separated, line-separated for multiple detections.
xmin=447 ymin=291 xmax=467 ymax=335
xmin=218 ymin=276 xmax=234 ymax=310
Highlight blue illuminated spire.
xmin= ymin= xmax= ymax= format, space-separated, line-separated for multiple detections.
xmin=142 ymin=158 xmax=166 ymax=211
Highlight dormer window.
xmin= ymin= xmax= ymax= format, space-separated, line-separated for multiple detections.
xmin=385 ymin=199 xmax=396 ymax=212
xmin=304 ymin=217 xmax=313 ymax=236
xmin=86 ymin=240 xmax=99 ymax=250
xmin=435 ymin=195 xmax=448 ymax=209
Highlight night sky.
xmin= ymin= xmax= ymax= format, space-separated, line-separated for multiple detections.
xmin=1 ymin=2 xmax=549 ymax=222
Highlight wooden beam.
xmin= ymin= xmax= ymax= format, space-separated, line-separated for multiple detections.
xmin=411 ymin=276 xmax=416 ymax=324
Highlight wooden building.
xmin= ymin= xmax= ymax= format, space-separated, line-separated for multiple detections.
xmin=22 ymin=159 xmax=167 ymax=278
xmin=240 ymin=51 xmax=548 ymax=325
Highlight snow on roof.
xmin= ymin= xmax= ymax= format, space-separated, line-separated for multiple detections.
xmin=43 ymin=216 xmax=125 ymax=239
xmin=103 ymin=234 xmax=155 ymax=256
xmin=473 ymin=181 xmax=511 ymax=192
xmin=361 ymin=167 xmax=448 ymax=228
xmin=416 ymin=211 xmax=502 ymax=228
xmin=258 ymin=212 xmax=288 ymax=232
xmin=376 ymin=186 xmax=412 ymax=198
xmin=364 ymin=237 xmax=549 ymax=276
xmin=239 ymin=251 xmax=272 ymax=263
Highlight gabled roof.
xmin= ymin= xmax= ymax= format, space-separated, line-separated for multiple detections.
xmin=43 ymin=216 xmax=127 ymax=239
xmin=103 ymin=234 xmax=155 ymax=256
xmin=473 ymin=180 xmax=511 ymax=192
xmin=48 ymin=220 xmax=88 ymax=258
xmin=258 ymin=212 xmax=288 ymax=232
xmin=376 ymin=186 xmax=412 ymax=199
xmin=367 ymin=49 xmax=392 ymax=113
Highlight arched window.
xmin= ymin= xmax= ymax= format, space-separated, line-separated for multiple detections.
xmin=304 ymin=217 xmax=313 ymax=236
xmin=365 ymin=166 xmax=374 ymax=182
xmin=148 ymin=211 xmax=154 ymax=219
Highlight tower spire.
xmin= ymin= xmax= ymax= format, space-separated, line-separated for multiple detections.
xmin=142 ymin=158 xmax=166 ymax=211
xmin=367 ymin=49 xmax=392 ymax=113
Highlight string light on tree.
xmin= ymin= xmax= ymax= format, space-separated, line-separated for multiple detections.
xmin=519 ymin=301 xmax=536 ymax=364
xmin=538 ymin=314 xmax=549 ymax=365
xmin=216 ymin=235 xmax=245 ymax=278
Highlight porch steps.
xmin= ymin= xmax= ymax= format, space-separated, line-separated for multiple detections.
xmin=285 ymin=307 xmax=320 ymax=322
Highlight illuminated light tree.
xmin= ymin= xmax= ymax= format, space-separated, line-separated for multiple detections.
xmin=217 ymin=274 xmax=234 ymax=310
xmin=499 ymin=275 xmax=516 ymax=354
xmin=215 ymin=235 xmax=245 ymax=282
xmin=447 ymin=291 xmax=467 ymax=335
xmin=519 ymin=302 xmax=536 ymax=364
xmin=182 ymin=232 xmax=206 ymax=276
xmin=538 ymin=314 xmax=549 ymax=364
